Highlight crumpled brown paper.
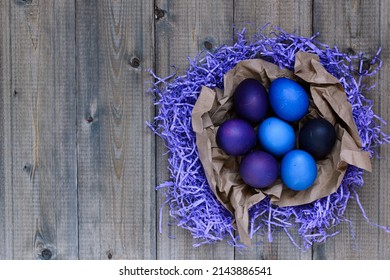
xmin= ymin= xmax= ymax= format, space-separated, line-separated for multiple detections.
xmin=191 ymin=51 xmax=372 ymax=246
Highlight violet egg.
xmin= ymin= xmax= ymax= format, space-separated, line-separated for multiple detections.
xmin=269 ymin=77 xmax=309 ymax=122
xmin=239 ymin=150 xmax=279 ymax=189
xmin=233 ymin=78 xmax=268 ymax=124
xmin=216 ymin=118 xmax=257 ymax=156
xmin=299 ymin=118 xmax=337 ymax=159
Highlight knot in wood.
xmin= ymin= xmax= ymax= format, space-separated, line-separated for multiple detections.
xmin=204 ymin=41 xmax=213 ymax=50
xmin=129 ymin=57 xmax=141 ymax=68
xmin=86 ymin=114 xmax=94 ymax=123
xmin=40 ymin=248 xmax=52 ymax=260
xmin=154 ymin=6 xmax=165 ymax=20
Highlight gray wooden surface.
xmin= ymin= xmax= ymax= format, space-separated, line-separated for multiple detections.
xmin=0 ymin=0 xmax=389 ymax=260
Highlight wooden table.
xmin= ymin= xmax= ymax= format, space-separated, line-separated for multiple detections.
xmin=0 ymin=0 xmax=389 ymax=260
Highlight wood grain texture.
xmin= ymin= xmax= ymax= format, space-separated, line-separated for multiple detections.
xmin=234 ymin=0 xmax=313 ymax=39
xmin=76 ymin=0 xmax=156 ymax=259
xmin=377 ymin=0 xmax=390 ymax=260
xmin=312 ymin=0 xmax=390 ymax=259
xmin=0 ymin=0 xmax=12 ymax=260
xmin=154 ymin=0 xmax=235 ymax=259
xmin=234 ymin=0 xmax=312 ymax=260
xmin=5 ymin=0 xmax=78 ymax=259
xmin=0 ymin=0 xmax=389 ymax=260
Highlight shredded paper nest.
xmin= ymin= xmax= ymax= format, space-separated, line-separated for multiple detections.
xmin=148 ymin=27 xmax=390 ymax=249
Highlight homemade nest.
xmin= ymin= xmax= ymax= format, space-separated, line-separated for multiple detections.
xmin=148 ymin=27 xmax=390 ymax=249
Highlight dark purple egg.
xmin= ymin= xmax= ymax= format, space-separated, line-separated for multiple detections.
xmin=239 ymin=150 xmax=279 ymax=188
xmin=216 ymin=119 xmax=257 ymax=156
xmin=299 ymin=118 xmax=337 ymax=159
xmin=233 ymin=78 xmax=268 ymax=124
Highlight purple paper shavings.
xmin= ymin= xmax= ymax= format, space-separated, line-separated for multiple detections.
xmin=147 ymin=25 xmax=390 ymax=249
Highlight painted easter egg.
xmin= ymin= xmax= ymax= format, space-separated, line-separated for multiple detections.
xmin=299 ymin=118 xmax=337 ymax=159
xmin=239 ymin=150 xmax=279 ymax=189
xmin=216 ymin=118 xmax=257 ymax=156
xmin=269 ymin=77 xmax=309 ymax=122
xmin=281 ymin=149 xmax=317 ymax=191
xmin=233 ymin=78 xmax=268 ymax=124
xmin=257 ymin=117 xmax=296 ymax=157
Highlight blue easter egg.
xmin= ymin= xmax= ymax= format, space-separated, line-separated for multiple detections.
xmin=257 ymin=117 xmax=295 ymax=157
xmin=269 ymin=77 xmax=309 ymax=122
xmin=281 ymin=150 xmax=317 ymax=191
xmin=299 ymin=118 xmax=337 ymax=159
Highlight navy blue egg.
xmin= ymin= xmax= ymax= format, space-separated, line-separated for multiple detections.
xmin=281 ymin=150 xmax=317 ymax=191
xmin=299 ymin=118 xmax=337 ymax=159
xmin=269 ymin=77 xmax=309 ymax=122
xmin=233 ymin=78 xmax=268 ymax=124
xmin=216 ymin=119 xmax=257 ymax=156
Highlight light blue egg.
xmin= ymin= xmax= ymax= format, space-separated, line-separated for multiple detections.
xmin=258 ymin=117 xmax=295 ymax=157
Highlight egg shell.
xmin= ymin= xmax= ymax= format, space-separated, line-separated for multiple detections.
xmin=299 ymin=118 xmax=337 ymax=159
xmin=233 ymin=78 xmax=268 ymax=124
xmin=269 ymin=77 xmax=309 ymax=122
xmin=257 ymin=117 xmax=296 ymax=157
xmin=281 ymin=150 xmax=317 ymax=191
xmin=216 ymin=118 xmax=257 ymax=156
xmin=239 ymin=150 xmax=279 ymax=189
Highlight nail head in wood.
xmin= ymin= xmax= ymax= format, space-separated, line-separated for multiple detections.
xmin=23 ymin=163 xmax=32 ymax=173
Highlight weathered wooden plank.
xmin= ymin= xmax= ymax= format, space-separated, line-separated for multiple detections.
xmin=0 ymin=0 xmax=386 ymax=261
xmin=377 ymin=0 xmax=390 ymax=260
xmin=0 ymin=0 xmax=13 ymax=260
xmin=7 ymin=0 xmax=77 ymax=259
xmin=234 ymin=0 xmax=313 ymax=39
xmin=312 ymin=0 xmax=390 ymax=259
xmin=234 ymin=0 xmax=313 ymax=260
xmin=154 ymin=0 xmax=235 ymax=259
xmin=76 ymin=0 xmax=156 ymax=259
